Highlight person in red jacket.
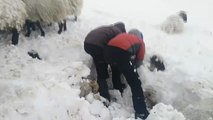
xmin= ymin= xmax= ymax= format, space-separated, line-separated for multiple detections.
xmin=104 ymin=29 xmax=149 ymax=119
xmin=84 ymin=22 xmax=126 ymax=101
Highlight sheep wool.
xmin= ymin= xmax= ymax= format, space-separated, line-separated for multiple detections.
xmin=37 ymin=0 xmax=67 ymax=23
xmin=79 ymin=80 xmax=99 ymax=98
xmin=22 ymin=0 xmax=40 ymax=22
xmin=0 ymin=0 xmax=27 ymax=31
xmin=22 ymin=0 xmax=67 ymax=24
xmin=161 ymin=14 xmax=185 ymax=34
xmin=65 ymin=0 xmax=83 ymax=17
xmin=79 ymin=81 xmax=92 ymax=98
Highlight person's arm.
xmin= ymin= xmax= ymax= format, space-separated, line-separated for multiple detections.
xmin=135 ymin=60 xmax=143 ymax=68
xmin=135 ymin=41 xmax=145 ymax=68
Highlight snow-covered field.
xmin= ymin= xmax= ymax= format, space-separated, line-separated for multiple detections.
xmin=1 ymin=0 xmax=213 ymax=119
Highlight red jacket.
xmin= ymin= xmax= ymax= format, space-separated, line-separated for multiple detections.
xmin=107 ymin=33 xmax=145 ymax=61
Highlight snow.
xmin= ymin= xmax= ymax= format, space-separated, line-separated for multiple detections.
xmin=1 ymin=0 xmax=213 ymax=120
xmin=147 ymin=103 xmax=186 ymax=120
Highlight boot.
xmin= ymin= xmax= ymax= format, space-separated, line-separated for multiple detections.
xmin=135 ymin=112 xmax=149 ymax=120
xmin=97 ymin=79 xmax=110 ymax=101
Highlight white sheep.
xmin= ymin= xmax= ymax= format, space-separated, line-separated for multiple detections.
xmin=65 ymin=0 xmax=83 ymax=21
xmin=23 ymin=0 xmax=83 ymax=36
xmin=79 ymin=80 xmax=99 ymax=98
xmin=0 ymin=0 xmax=27 ymax=45
xmin=144 ymin=87 xmax=158 ymax=109
xmin=55 ymin=0 xmax=84 ymax=34
xmin=161 ymin=11 xmax=187 ymax=34
xmin=22 ymin=0 xmax=68 ymax=36
xmin=22 ymin=0 xmax=67 ymax=24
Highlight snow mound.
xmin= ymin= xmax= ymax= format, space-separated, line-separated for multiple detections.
xmin=147 ymin=103 xmax=185 ymax=120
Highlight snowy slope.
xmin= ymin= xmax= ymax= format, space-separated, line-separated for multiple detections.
xmin=0 ymin=0 xmax=213 ymax=120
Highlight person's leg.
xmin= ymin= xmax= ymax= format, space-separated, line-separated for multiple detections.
xmin=84 ymin=43 xmax=110 ymax=101
xmin=107 ymin=46 xmax=148 ymax=118
xmin=93 ymin=55 xmax=110 ymax=101
xmin=110 ymin=64 xmax=125 ymax=94
xmin=120 ymin=61 xmax=148 ymax=112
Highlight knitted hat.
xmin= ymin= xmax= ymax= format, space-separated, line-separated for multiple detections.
xmin=114 ymin=22 xmax=126 ymax=33
xmin=128 ymin=29 xmax=143 ymax=39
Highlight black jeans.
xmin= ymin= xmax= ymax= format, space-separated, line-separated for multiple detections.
xmin=105 ymin=46 xmax=148 ymax=115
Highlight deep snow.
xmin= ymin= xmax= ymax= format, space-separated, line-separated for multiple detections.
xmin=0 ymin=0 xmax=213 ymax=120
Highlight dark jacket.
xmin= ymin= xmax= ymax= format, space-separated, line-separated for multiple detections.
xmin=84 ymin=23 xmax=126 ymax=48
xmin=107 ymin=33 xmax=145 ymax=61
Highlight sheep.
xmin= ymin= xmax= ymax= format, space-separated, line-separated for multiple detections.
xmin=149 ymin=54 xmax=165 ymax=72
xmin=65 ymin=0 xmax=83 ymax=21
xmin=22 ymin=0 xmax=67 ymax=36
xmin=144 ymin=87 xmax=158 ymax=109
xmin=24 ymin=20 xmax=45 ymax=37
xmin=161 ymin=10 xmax=187 ymax=34
xmin=27 ymin=50 xmax=41 ymax=60
xmin=0 ymin=0 xmax=27 ymax=45
xmin=79 ymin=80 xmax=99 ymax=98
xmin=23 ymin=0 xmax=83 ymax=36
xmin=56 ymin=0 xmax=84 ymax=34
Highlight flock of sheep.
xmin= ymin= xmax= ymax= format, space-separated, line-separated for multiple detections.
xmin=0 ymin=0 xmax=187 ymax=47
xmin=0 ymin=0 xmax=83 ymax=45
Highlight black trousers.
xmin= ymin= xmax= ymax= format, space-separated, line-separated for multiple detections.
xmin=84 ymin=43 xmax=110 ymax=101
xmin=105 ymin=46 xmax=148 ymax=114
xmin=84 ymin=43 xmax=109 ymax=79
xmin=110 ymin=64 xmax=124 ymax=93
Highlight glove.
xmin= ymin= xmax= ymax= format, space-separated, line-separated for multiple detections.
xmin=130 ymin=55 xmax=143 ymax=68
xmin=135 ymin=60 xmax=143 ymax=68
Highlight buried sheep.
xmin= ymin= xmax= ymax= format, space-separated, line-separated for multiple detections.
xmin=56 ymin=0 xmax=83 ymax=34
xmin=79 ymin=79 xmax=111 ymax=106
xmin=149 ymin=54 xmax=165 ymax=71
xmin=161 ymin=10 xmax=187 ymax=34
xmin=27 ymin=50 xmax=41 ymax=60
xmin=79 ymin=80 xmax=99 ymax=99
xmin=0 ymin=0 xmax=27 ymax=45
xmin=144 ymin=87 xmax=158 ymax=109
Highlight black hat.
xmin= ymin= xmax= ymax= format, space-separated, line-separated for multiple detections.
xmin=128 ymin=29 xmax=143 ymax=39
